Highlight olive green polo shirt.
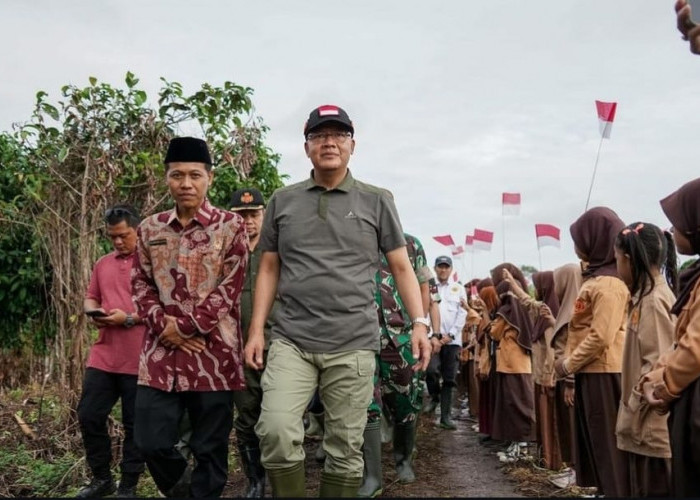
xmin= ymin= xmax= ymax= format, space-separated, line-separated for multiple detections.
xmin=259 ymin=169 xmax=406 ymax=353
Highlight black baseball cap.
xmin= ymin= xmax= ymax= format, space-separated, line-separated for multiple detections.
xmin=229 ymin=188 xmax=265 ymax=211
xmin=304 ymin=105 xmax=354 ymax=136
xmin=435 ymin=255 xmax=453 ymax=267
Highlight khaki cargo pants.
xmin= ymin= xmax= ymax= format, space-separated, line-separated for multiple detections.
xmin=255 ymin=338 xmax=375 ymax=476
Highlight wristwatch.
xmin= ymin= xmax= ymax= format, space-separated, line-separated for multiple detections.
xmin=124 ymin=314 xmax=135 ymax=328
xmin=411 ymin=317 xmax=430 ymax=329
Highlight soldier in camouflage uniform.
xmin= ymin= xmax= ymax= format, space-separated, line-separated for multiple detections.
xmin=358 ymin=234 xmax=432 ymax=497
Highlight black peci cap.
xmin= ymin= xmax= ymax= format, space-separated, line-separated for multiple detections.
xmin=164 ymin=137 xmax=212 ymax=165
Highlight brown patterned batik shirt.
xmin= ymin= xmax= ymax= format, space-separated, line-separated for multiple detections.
xmin=132 ymin=199 xmax=249 ymax=392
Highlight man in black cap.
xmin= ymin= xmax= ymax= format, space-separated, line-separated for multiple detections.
xmin=132 ymin=137 xmax=249 ymax=497
xmin=425 ymin=255 xmax=467 ymax=430
xmin=244 ymin=105 xmax=432 ymax=497
xmin=229 ymin=187 xmax=276 ymax=498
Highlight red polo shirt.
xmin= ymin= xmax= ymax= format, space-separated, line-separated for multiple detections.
xmin=85 ymin=251 xmax=146 ymax=375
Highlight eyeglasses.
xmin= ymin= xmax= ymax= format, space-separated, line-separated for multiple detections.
xmin=306 ymin=131 xmax=352 ymax=144
xmin=105 ymin=207 xmax=135 ymax=219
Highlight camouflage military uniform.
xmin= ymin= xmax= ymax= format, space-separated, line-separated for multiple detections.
xmin=367 ymin=234 xmax=432 ymax=425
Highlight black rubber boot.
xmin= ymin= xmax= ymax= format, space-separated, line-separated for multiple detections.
xmin=115 ymin=472 xmax=140 ymax=497
xmin=440 ymin=386 xmax=457 ymax=430
xmin=238 ymin=444 xmax=266 ymax=498
xmin=76 ymin=476 xmax=116 ymax=498
xmin=357 ymin=421 xmax=383 ymax=497
xmin=393 ymin=420 xmax=417 ymax=483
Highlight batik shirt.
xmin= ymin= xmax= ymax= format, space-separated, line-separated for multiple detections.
xmin=375 ymin=233 xmax=431 ymax=345
xmin=132 ymin=199 xmax=249 ymax=392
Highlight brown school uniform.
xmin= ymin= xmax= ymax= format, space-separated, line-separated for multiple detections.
xmin=518 ymin=294 xmax=562 ymax=470
xmin=565 ymin=275 xmax=630 ymax=497
xmin=615 ymin=276 xmax=675 ymax=497
xmin=489 ymin=315 xmax=535 ymax=443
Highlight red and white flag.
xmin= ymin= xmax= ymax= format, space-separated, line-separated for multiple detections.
xmin=535 ymin=224 xmax=561 ymax=249
xmin=433 ymin=235 xmax=455 ymax=247
xmin=595 ymin=100 xmax=617 ymax=139
xmin=472 ymin=229 xmax=494 ymax=251
xmin=452 ymin=271 xmax=459 ymax=283
xmin=451 ymin=245 xmax=465 ymax=258
xmin=464 ymin=235 xmax=474 ymax=253
xmin=502 ymin=192 xmax=521 ymax=216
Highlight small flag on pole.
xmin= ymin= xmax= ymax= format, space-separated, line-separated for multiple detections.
xmin=464 ymin=235 xmax=474 ymax=253
xmin=433 ymin=235 xmax=455 ymax=247
xmin=472 ymin=229 xmax=494 ymax=251
xmin=502 ymin=192 xmax=521 ymax=216
xmin=535 ymin=224 xmax=561 ymax=248
xmin=451 ymin=245 xmax=465 ymax=257
xmin=595 ymin=100 xmax=617 ymax=139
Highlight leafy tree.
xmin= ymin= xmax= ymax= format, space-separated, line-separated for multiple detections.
xmin=2 ymin=73 xmax=286 ymax=393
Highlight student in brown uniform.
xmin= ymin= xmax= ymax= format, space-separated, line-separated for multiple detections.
xmin=502 ymin=268 xmax=562 ymax=470
xmin=489 ymin=265 xmax=536 ymax=459
xmin=550 ymin=263 xmax=582 ymax=478
xmin=641 ymin=177 xmax=700 ymax=497
xmin=472 ymin=282 xmax=499 ymax=441
xmin=554 ymin=206 xmax=629 ymax=497
xmin=613 ymin=222 xmax=677 ymax=497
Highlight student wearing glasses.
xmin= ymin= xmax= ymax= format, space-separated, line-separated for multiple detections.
xmin=76 ymin=204 xmax=146 ymax=498
xmin=245 ymin=105 xmax=431 ymax=497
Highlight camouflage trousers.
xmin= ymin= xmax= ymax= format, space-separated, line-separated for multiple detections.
xmin=367 ymin=330 xmax=425 ymax=425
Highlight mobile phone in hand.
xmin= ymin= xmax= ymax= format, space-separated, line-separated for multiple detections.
xmin=86 ymin=309 xmax=108 ymax=318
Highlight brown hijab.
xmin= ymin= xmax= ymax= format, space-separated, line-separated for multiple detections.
xmin=660 ymin=177 xmax=700 ymax=315
xmin=569 ymin=206 xmax=625 ymax=279
xmin=476 ymin=285 xmax=499 ymax=342
xmin=551 ymin=263 xmax=583 ymax=341
xmin=532 ymin=271 xmax=559 ymax=342
xmin=495 ymin=281 xmax=534 ymax=351
xmin=491 ymin=262 xmax=528 ymax=290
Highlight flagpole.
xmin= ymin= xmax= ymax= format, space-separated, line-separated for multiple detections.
xmin=585 ymin=135 xmax=605 ymax=211
xmin=471 ymin=250 xmax=474 ymax=279
xmin=501 ymin=214 xmax=506 ymax=262
xmin=537 ymin=246 xmax=543 ymax=271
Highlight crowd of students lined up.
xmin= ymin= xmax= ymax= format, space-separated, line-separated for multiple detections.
xmin=453 ymin=177 xmax=700 ymax=497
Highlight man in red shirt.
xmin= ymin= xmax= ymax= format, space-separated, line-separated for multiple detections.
xmin=132 ymin=137 xmax=248 ymax=498
xmin=77 ymin=204 xmax=146 ymax=498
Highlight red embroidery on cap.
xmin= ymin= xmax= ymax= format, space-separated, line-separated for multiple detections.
xmin=241 ymin=192 xmax=254 ymax=203
xmin=318 ymin=105 xmax=340 ymax=116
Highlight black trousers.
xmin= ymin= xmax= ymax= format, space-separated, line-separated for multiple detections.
xmin=232 ymin=352 xmax=266 ymax=448
xmin=426 ymin=344 xmax=461 ymax=398
xmin=77 ymin=367 xmax=145 ymax=478
xmin=134 ymin=386 xmax=234 ymax=498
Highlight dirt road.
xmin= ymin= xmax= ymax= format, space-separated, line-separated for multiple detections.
xmin=225 ymin=412 xmax=522 ymax=497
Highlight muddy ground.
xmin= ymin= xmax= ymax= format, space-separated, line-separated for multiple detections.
xmin=224 ymin=410 xmax=583 ymax=498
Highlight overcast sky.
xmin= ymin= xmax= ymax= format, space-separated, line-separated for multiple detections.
xmin=2 ymin=0 xmax=699 ymax=281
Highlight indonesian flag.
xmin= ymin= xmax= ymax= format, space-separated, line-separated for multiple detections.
xmin=464 ymin=235 xmax=474 ymax=253
xmin=502 ymin=192 xmax=521 ymax=216
xmin=433 ymin=235 xmax=455 ymax=247
xmin=535 ymin=224 xmax=561 ymax=249
xmin=451 ymin=245 xmax=465 ymax=257
xmin=595 ymin=100 xmax=617 ymax=139
xmin=472 ymin=228 xmax=494 ymax=251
